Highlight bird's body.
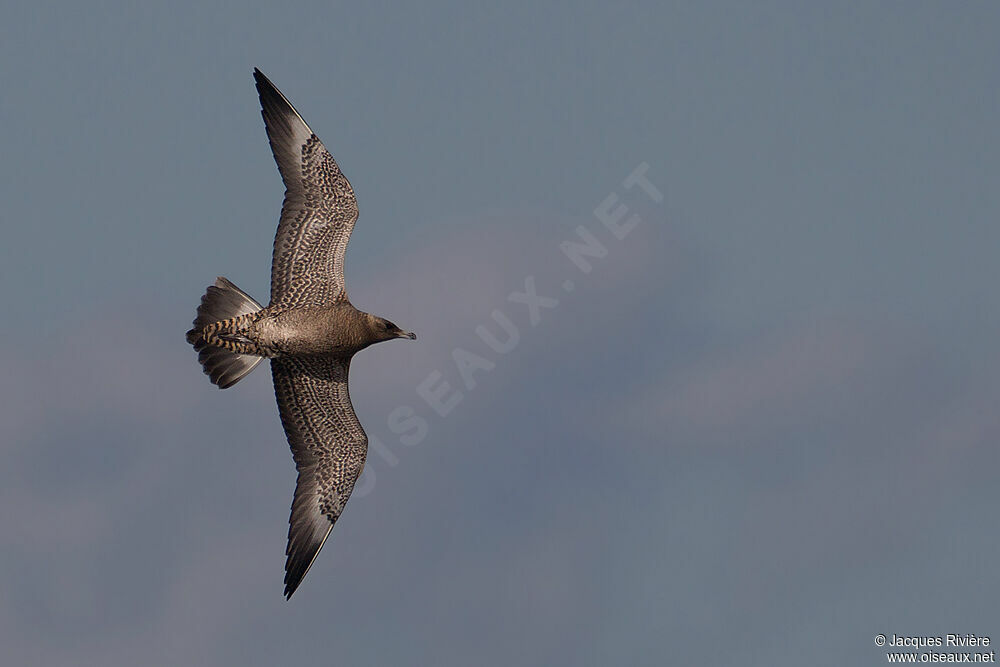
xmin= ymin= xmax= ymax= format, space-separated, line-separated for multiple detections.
xmin=200 ymin=302 xmax=401 ymax=358
xmin=185 ymin=69 xmax=415 ymax=599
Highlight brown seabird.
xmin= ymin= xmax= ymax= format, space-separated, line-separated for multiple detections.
xmin=186 ymin=69 xmax=416 ymax=599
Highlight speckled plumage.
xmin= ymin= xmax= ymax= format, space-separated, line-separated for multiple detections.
xmin=185 ymin=69 xmax=415 ymax=599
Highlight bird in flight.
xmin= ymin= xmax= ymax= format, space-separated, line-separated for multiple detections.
xmin=186 ymin=68 xmax=416 ymax=599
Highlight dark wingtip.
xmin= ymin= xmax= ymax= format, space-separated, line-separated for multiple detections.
xmin=283 ymin=569 xmax=304 ymax=600
xmin=283 ymin=552 xmax=309 ymax=600
xmin=252 ymin=67 xmax=310 ymax=136
xmin=253 ymin=67 xmax=276 ymax=99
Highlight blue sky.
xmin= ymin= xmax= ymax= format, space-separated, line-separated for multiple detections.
xmin=2 ymin=2 xmax=999 ymax=665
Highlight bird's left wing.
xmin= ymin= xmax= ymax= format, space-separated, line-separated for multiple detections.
xmin=271 ymin=356 xmax=368 ymax=599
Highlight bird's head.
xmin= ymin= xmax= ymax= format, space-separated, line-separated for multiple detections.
xmin=368 ymin=315 xmax=417 ymax=343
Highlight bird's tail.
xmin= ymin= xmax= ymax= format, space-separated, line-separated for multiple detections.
xmin=186 ymin=277 xmax=266 ymax=389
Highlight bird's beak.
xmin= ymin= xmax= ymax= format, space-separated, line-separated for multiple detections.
xmin=399 ymin=331 xmax=417 ymax=340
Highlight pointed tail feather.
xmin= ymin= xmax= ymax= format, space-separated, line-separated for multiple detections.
xmin=186 ymin=277 xmax=265 ymax=388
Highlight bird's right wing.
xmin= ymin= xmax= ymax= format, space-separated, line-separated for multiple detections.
xmin=271 ymin=356 xmax=368 ymax=599
xmin=254 ymin=68 xmax=359 ymax=308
